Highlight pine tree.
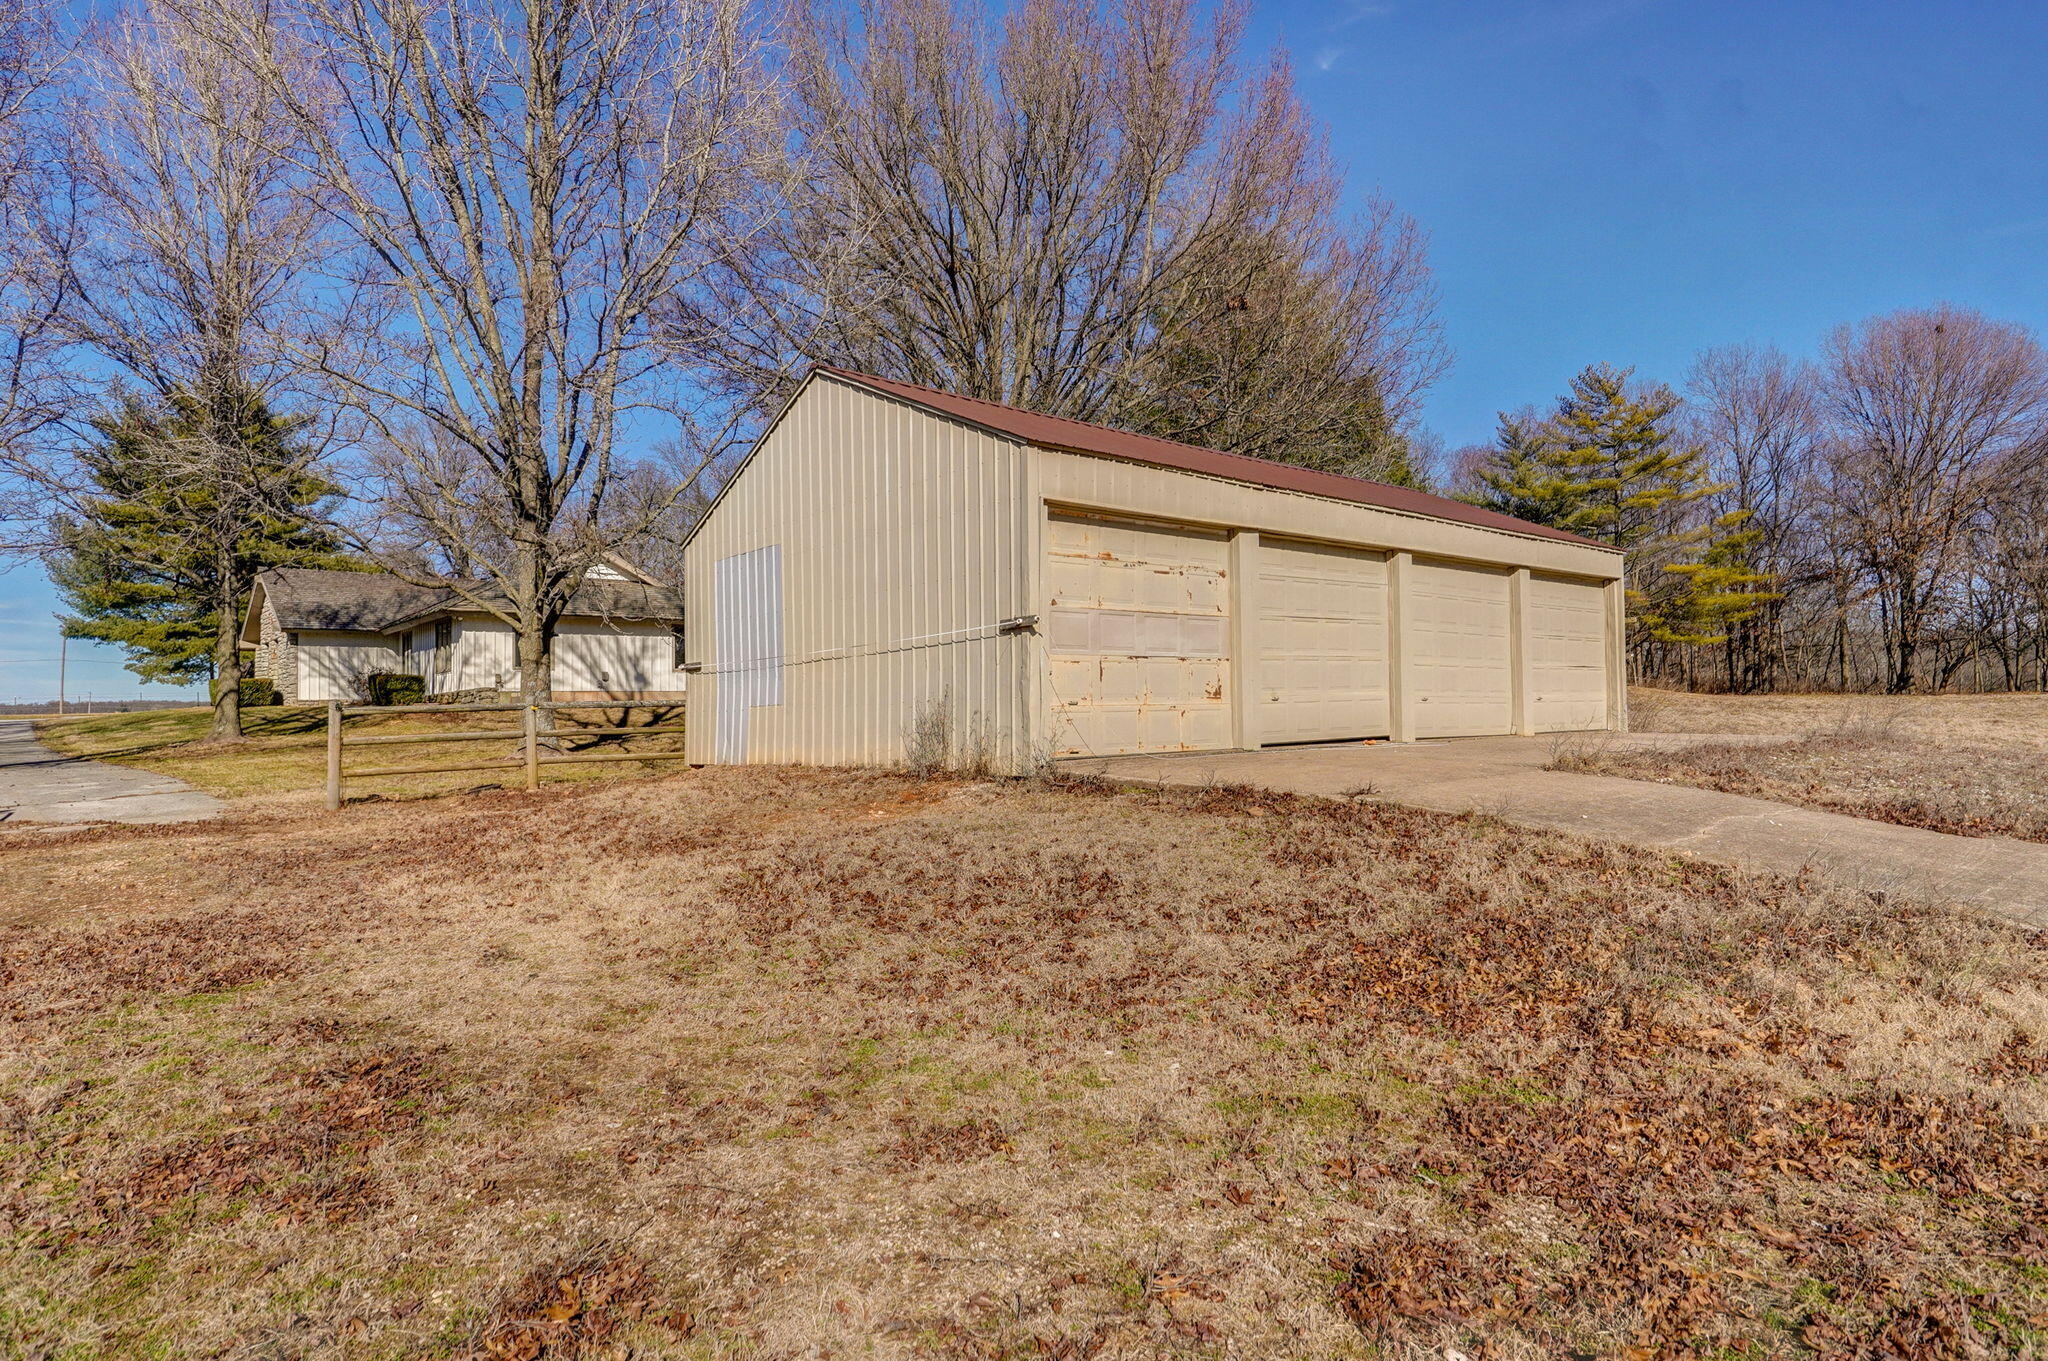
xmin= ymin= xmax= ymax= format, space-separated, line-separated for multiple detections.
xmin=1467 ymin=364 xmax=1773 ymax=659
xmin=1642 ymin=510 xmax=1782 ymax=649
xmin=1545 ymin=364 xmax=1715 ymax=550
xmin=1470 ymin=411 xmax=1570 ymax=524
xmin=47 ymin=386 xmax=347 ymax=730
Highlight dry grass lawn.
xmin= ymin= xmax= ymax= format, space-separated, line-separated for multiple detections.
xmin=1627 ymin=689 xmax=2048 ymax=751
xmin=1559 ymin=692 xmax=2048 ymax=844
xmin=34 ymin=704 xmax=687 ymax=806
xmin=3 ymin=767 xmax=2045 ymax=1359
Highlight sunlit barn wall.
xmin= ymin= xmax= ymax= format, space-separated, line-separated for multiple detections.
xmin=684 ymin=377 xmax=1039 ymax=771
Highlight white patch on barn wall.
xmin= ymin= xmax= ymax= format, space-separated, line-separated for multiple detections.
xmin=714 ymin=545 xmax=784 ymax=762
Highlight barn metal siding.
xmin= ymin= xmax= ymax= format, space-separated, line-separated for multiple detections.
xmin=1032 ymin=450 xmax=1622 ymax=581
xmin=1030 ymin=448 xmax=1623 ymax=749
xmin=684 ymin=378 xmax=1037 ymax=771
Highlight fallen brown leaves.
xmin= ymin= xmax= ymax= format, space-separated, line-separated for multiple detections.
xmin=472 ymin=1250 xmax=694 ymax=1360
xmin=0 ymin=766 xmax=2042 ymax=1358
xmin=888 ymin=1115 xmax=1016 ymax=1168
xmin=1 ymin=910 xmax=302 ymax=1024
xmin=40 ymin=1046 xmax=455 ymax=1250
xmin=1252 ymin=797 xmax=2048 ymax=1357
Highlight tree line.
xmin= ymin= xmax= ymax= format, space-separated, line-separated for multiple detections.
xmin=0 ymin=0 xmax=1444 ymax=739
xmin=0 ymin=0 xmax=2040 ymax=747
xmin=1454 ymin=307 xmax=2048 ymax=695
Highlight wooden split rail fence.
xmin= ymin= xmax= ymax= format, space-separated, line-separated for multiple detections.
xmin=324 ymin=699 xmax=689 ymax=811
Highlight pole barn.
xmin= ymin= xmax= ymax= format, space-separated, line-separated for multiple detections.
xmin=683 ymin=368 xmax=1625 ymax=774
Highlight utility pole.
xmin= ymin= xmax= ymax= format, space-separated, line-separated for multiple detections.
xmin=56 ymin=623 xmax=66 ymax=717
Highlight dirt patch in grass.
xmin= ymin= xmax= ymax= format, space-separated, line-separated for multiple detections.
xmin=1556 ymin=724 xmax=2048 ymax=844
xmin=1 ymin=767 xmax=2044 ymax=1358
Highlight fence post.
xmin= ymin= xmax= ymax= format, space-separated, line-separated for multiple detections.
xmin=325 ymin=700 xmax=342 ymax=811
xmin=523 ymin=703 xmax=540 ymax=791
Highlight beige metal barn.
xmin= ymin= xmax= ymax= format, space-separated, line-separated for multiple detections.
xmin=682 ymin=367 xmax=1625 ymax=774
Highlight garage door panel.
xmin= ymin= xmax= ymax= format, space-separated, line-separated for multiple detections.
xmin=1409 ymin=560 xmax=1513 ymax=738
xmin=1256 ymin=539 xmax=1390 ymax=744
xmin=1048 ymin=513 xmax=1230 ymax=757
xmin=1529 ymin=574 xmax=1608 ymax=731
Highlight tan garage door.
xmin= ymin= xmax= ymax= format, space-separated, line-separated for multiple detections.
xmin=1257 ymin=539 xmax=1390 ymax=743
xmin=1529 ymin=574 xmax=1609 ymax=731
xmin=1046 ymin=512 xmax=1230 ymax=756
xmin=1408 ymin=559 xmax=1513 ymax=737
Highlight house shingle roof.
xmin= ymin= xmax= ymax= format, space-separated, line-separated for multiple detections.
xmin=258 ymin=568 xmax=683 ymax=633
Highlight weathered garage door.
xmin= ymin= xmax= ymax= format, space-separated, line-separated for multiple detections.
xmin=1046 ymin=512 xmax=1230 ymax=756
xmin=1528 ymin=573 xmax=1608 ymax=731
xmin=1257 ymin=539 xmax=1390 ymax=743
xmin=1408 ymin=559 xmax=1513 ymax=737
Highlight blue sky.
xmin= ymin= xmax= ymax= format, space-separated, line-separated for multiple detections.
xmin=3 ymin=0 xmax=2043 ymax=703
xmin=1253 ymin=0 xmax=2048 ymax=448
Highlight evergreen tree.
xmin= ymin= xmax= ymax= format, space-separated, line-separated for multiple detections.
xmin=1470 ymin=411 xmax=1569 ymax=524
xmin=46 ymin=386 xmax=346 ymax=730
xmin=1466 ymin=364 xmax=1774 ymax=658
xmin=1647 ymin=510 xmax=1781 ymax=649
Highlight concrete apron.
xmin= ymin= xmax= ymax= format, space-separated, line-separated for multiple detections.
xmin=1063 ymin=733 xmax=2048 ymax=931
xmin=0 ymin=719 xmax=222 ymax=829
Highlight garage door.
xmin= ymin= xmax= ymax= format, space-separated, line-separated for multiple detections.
xmin=1046 ymin=512 xmax=1230 ymax=756
xmin=1529 ymin=574 xmax=1608 ymax=731
xmin=1408 ymin=559 xmax=1513 ymax=737
xmin=1257 ymin=539 xmax=1390 ymax=743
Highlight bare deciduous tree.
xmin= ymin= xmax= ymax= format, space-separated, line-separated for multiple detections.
xmin=1685 ymin=344 xmax=1821 ymax=691
xmin=683 ymin=0 xmax=1443 ymax=472
xmin=0 ymin=0 xmax=69 ymax=497
xmin=1816 ymin=305 xmax=2048 ymax=693
xmin=1117 ymin=184 xmax=1446 ymax=480
xmin=216 ymin=0 xmax=776 ymax=698
xmin=6 ymin=0 xmax=329 ymax=739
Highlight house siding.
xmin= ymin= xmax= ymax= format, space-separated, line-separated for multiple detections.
xmin=296 ymin=631 xmax=403 ymax=702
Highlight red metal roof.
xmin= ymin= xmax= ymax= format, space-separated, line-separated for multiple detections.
xmin=816 ymin=366 xmax=1616 ymax=551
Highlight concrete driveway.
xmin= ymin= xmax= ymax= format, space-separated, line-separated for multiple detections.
xmin=1064 ymin=734 xmax=2048 ymax=928
xmin=0 ymin=719 xmax=221 ymax=828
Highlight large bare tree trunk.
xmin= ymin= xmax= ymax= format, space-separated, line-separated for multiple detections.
xmin=209 ymin=566 xmax=242 ymax=741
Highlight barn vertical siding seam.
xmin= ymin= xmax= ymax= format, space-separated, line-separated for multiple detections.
xmin=1228 ymin=531 xmax=1263 ymax=750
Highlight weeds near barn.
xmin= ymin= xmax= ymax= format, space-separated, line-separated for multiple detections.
xmin=1 ymin=766 xmax=2044 ymax=1357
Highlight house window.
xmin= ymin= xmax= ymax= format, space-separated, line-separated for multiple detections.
xmin=287 ymin=632 xmax=299 ymax=647
xmin=671 ymin=626 xmax=685 ymax=670
xmin=434 ymin=618 xmax=453 ymax=674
